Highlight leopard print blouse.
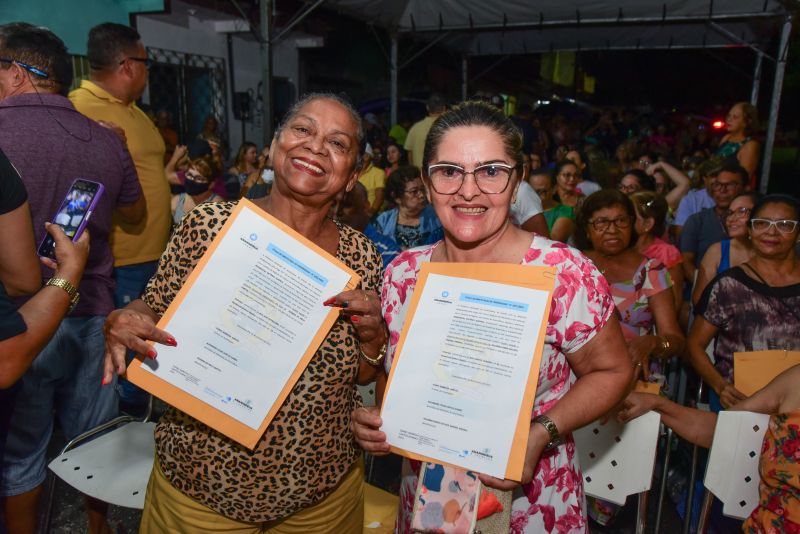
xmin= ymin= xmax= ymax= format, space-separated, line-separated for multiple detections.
xmin=141 ymin=201 xmax=382 ymax=522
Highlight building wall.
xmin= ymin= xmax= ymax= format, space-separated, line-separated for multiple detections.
xmin=0 ymin=0 xmax=163 ymax=54
xmin=2 ymin=0 xmax=305 ymax=156
xmin=136 ymin=11 xmax=301 ymax=153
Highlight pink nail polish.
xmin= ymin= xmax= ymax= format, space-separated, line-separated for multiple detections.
xmin=147 ymin=349 xmax=157 ymax=359
xmin=351 ymin=315 xmax=360 ymax=323
xmin=166 ymin=337 xmax=177 ymax=347
xmin=101 ymin=376 xmax=110 ymax=386
xmin=322 ymin=297 xmax=336 ymax=306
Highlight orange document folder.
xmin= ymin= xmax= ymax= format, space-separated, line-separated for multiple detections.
xmin=381 ymin=262 xmax=555 ymax=481
xmin=734 ymin=350 xmax=800 ymax=396
xmin=127 ymin=200 xmax=360 ymax=449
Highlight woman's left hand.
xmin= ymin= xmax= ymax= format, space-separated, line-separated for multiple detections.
xmin=478 ymin=421 xmax=549 ymax=490
xmin=325 ymin=289 xmax=386 ymax=352
xmin=627 ymin=335 xmax=655 ymax=380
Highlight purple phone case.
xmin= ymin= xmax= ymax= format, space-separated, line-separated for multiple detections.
xmin=38 ymin=179 xmax=104 ymax=258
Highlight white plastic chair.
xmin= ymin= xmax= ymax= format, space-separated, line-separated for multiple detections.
xmin=573 ymin=411 xmax=662 ymax=534
xmin=43 ymin=397 xmax=156 ymax=531
xmin=697 ymin=410 xmax=769 ymax=532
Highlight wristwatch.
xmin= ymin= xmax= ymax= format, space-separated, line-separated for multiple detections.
xmin=47 ymin=277 xmax=80 ymax=312
xmin=534 ymin=414 xmax=562 ymax=450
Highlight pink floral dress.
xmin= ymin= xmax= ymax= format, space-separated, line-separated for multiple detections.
xmin=382 ymin=235 xmax=615 ymax=534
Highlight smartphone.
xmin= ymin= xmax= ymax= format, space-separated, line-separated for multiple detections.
xmin=38 ymin=179 xmax=104 ymax=259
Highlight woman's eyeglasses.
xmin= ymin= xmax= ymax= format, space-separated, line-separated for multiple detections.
xmin=749 ymin=218 xmax=799 ymax=234
xmin=618 ymin=184 xmax=641 ymax=194
xmin=427 ymin=163 xmax=514 ymax=195
xmin=587 ymin=216 xmax=633 ymax=232
xmin=185 ymin=171 xmax=208 ymax=183
xmin=724 ymin=207 xmax=751 ymax=219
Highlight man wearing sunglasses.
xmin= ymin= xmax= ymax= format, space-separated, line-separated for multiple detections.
xmin=0 ymin=23 xmax=145 ymax=534
xmin=70 ymin=23 xmax=172 ymax=420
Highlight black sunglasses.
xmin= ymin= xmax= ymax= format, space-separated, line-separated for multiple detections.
xmin=120 ymin=57 xmax=153 ymax=69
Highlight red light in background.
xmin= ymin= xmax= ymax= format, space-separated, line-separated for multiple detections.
xmin=712 ymin=120 xmax=725 ymax=129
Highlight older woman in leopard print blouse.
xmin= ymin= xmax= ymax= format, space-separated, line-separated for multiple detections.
xmin=102 ymin=94 xmax=387 ymax=533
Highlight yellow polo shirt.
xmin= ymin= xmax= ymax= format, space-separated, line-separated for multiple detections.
xmin=403 ymin=115 xmax=436 ymax=169
xmin=358 ymin=164 xmax=386 ymax=206
xmin=70 ymin=80 xmax=171 ymax=267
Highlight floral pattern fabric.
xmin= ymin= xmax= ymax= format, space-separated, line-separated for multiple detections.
xmin=744 ymin=411 xmax=800 ymax=534
xmin=695 ymin=266 xmax=800 ymax=383
xmin=382 ymin=235 xmax=615 ymax=534
xmin=609 ymin=258 xmax=672 ymax=342
xmin=641 ymin=237 xmax=682 ymax=270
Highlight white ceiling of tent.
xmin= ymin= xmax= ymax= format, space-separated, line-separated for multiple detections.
xmin=326 ymin=0 xmax=791 ymax=53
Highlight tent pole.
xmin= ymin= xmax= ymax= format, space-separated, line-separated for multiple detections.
xmin=461 ymin=56 xmax=468 ymax=101
xmin=750 ymin=52 xmax=764 ymax=105
xmin=390 ymin=33 xmax=398 ymax=127
xmin=260 ymin=0 xmax=273 ymax=145
xmin=760 ymin=16 xmax=792 ymax=194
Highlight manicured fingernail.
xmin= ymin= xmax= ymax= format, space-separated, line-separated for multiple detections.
xmin=147 ymin=349 xmax=157 ymax=359
xmin=322 ymin=297 xmax=336 ymax=306
xmin=166 ymin=337 xmax=177 ymax=347
xmin=101 ymin=376 xmax=110 ymax=386
xmin=351 ymin=315 xmax=360 ymax=323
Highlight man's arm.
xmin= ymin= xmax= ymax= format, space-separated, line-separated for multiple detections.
xmin=520 ymin=213 xmax=549 ymax=237
xmin=0 ymin=201 xmax=41 ymax=296
xmin=0 ymin=226 xmax=89 ymax=388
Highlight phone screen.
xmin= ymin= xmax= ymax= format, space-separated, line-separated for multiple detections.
xmin=38 ymin=179 xmax=102 ymax=259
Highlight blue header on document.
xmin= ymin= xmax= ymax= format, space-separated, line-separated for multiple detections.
xmin=459 ymin=293 xmax=528 ymax=312
xmin=267 ymin=243 xmax=329 ymax=286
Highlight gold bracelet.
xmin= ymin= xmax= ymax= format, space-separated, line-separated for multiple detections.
xmin=46 ymin=277 xmax=80 ymax=312
xmin=658 ymin=336 xmax=671 ymax=358
xmin=359 ymin=340 xmax=387 ymax=366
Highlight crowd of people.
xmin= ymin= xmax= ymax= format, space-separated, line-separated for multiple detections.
xmin=0 ymin=18 xmax=798 ymax=534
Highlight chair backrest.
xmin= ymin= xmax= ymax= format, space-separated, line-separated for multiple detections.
xmin=357 ymin=383 xmax=377 ymax=407
xmin=573 ymin=411 xmax=661 ymax=505
xmin=703 ymin=410 xmax=769 ymax=519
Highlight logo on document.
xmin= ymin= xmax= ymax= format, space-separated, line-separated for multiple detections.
xmin=234 ymin=397 xmax=254 ymax=411
xmin=249 ymin=233 xmax=258 ymax=241
xmin=469 ymin=448 xmax=494 ymax=460
xmin=434 ymin=290 xmax=453 ymax=305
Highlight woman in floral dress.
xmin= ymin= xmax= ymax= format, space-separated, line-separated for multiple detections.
xmin=352 ymin=101 xmax=633 ymax=533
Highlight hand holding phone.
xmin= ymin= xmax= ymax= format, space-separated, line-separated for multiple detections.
xmin=38 ymin=179 xmax=104 ymax=260
xmin=40 ymin=223 xmax=90 ymax=286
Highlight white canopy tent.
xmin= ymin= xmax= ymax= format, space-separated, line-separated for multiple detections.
xmin=313 ymin=0 xmax=794 ymax=191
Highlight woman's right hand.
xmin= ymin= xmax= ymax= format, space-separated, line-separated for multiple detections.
xmin=102 ymin=306 xmax=176 ymax=384
xmin=617 ymin=391 xmax=661 ymax=423
xmin=718 ymin=382 xmax=748 ymax=409
xmin=350 ymin=407 xmax=391 ymax=456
